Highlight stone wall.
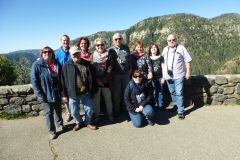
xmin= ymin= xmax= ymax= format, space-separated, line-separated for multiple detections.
xmin=0 ymin=75 xmax=240 ymax=115
xmin=0 ymin=84 xmax=43 ymax=116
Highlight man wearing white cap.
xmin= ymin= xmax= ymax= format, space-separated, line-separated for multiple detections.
xmin=61 ymin=46 xmax=97 ymax=130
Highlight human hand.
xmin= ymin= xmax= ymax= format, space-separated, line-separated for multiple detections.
xmin=147 ymin=72 xmax=153 ymax=80
xmin=185 ymin=72 xmax=191 ymax=80
xmin=138 ymin=105 xmax=143 ymax=111
xmin=160 ymin=78 xmax=165 ymax=84
xmin=62 ymin=96 xmax=68 ymax=103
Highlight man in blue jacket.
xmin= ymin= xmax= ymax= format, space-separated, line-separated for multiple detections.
xmin=55 ymin=34 xmax=72 ymax=122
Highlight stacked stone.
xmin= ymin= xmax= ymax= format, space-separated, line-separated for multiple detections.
xmin=0 ymin=75 xmax=240 ymax=116
xmin=185 ymin=75 xmax=240 ymax=106
xmin=0 ymin=84 xmax=43 ymax=116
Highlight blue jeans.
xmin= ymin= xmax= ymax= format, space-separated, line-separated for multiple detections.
xmin=151 ymin=77 xmax=164 ymax=107
xmin=128 ymin=105 xmax=154 ymax=128
xmin=69 ymin=93 xmax=94 ymax=125
xmin=166 ymin=77 xmax=184 ymax=114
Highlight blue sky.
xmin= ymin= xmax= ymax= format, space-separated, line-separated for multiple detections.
xmin=0 ymin=0 xmax=239 ymax=53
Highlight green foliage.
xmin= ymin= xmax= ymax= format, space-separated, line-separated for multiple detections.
xmin=13 ymin=58 xmax=31 ymax=85
xmin=83 ymin=13 xmax=240 ymax=75
xmin=0 ymin=56 xmax=17 ymax=85
xmin=236 ymin=99 xmax=240 ymax=105
xmin=0 ymin=112 xmax=29 ymax=120
xmin=2 ymin=13 xmax=240 ymax=81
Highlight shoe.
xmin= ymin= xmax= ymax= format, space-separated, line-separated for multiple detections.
xmin=147 ymin=119 xmax=154 ymax=126
xmin=73 ymin=124 xmax=81 ymax=131
xmin=64 ymin=113 xmax=72 ymax=122
xmin=61 ymin=125 xmax=67 ymax=131
xmin=109 ymin=116 xmax=114 ymax=122
xmin=49 ymin=133 xmax=57 ymax=140
xmin=169 ymin=107 xmax=177 ymax=112
xmin=178 ymin=113 xmax=185 ymax=120
xmin=87 ymin=124 xmax=97 ymax=130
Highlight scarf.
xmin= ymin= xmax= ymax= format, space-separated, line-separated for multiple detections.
xmin=92 ymin=50 xmax=109 ymax=76
xmin=80 ymin=51 xmax=92 ymax=61
xmin=132 ymin=51 xmax=145 ymax=58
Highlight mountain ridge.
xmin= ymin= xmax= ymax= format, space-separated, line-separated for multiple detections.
xmin=1 ymin=13 xmax=240 ymax=75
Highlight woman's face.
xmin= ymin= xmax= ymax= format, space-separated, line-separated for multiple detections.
xmin=42 ymin=49 xmax=53 ymax=62
xmin=132 ymin=74 xmax=142 ymax=84
xmin=151 ymin=45 xmax=158 ymax=55
xmin=135 ymin=45 xmax=143 ymax=53
xmin=95 ymin=40 xmax=105 ymax=53
xmin=80 ymin=39 xmax=88 ymax=51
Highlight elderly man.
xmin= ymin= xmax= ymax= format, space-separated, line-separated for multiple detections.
xmin=162 ymin=34 xmax=192 ymax=119
xmin=108 ymin=33 xmax=131 ymax=115
xmin=61 ymin=46 xmax=97 ymax=131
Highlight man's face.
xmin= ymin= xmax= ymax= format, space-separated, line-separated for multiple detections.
xmin=61 ymin=36 xmax=70 ymax=48
xmin=167 ymin=35 xmax=176 ymax=48
xmin=113 ymin=34 xmax=122 ymax=47
xmin=71 ymin=53 xmax=80 ymax=62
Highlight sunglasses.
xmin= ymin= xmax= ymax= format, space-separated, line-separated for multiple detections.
xmin=133 ymin=75 xmax=142 ymax=78
xmin=96 ymin=44 xmax=104 ymax=47
xmin=168 ymin=39 xmax=176 ymax=42
xmin=42 ymin=50 xmax=52 ymax=54
xmin=114 ymin=38 xmax=122 ymax=41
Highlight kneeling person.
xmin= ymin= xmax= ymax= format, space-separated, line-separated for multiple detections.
xmin=61 ymin=46 xmax=97 ymax=131
xmin=124 ymin=69 xmax=154 ymax=127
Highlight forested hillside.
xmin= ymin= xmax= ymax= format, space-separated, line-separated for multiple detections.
xmin=2 ymin=13 xmax=240 ymax=79
xmin=72 ymin=13 xmax=240 ymax=75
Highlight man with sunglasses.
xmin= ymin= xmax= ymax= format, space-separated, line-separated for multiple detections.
xmin=162 ymin=34 xmax=192 ymax=119
xmin=108 ymin=33 xmax=131 ymax=115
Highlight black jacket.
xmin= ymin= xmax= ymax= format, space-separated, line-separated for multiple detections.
xmin=124 ymin=80 xmax=153 ymax=114
xmin=61 ymin=60 xmax=95 ymax=98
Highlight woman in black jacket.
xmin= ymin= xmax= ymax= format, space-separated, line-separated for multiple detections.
xmin=124 ymin=69 xmax=154 ymax=127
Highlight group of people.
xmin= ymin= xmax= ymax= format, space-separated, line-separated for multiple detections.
xmin=31 ymin=33 xmax=192 ymax=139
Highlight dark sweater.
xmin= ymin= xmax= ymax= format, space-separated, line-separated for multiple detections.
xmin=124 ymin=80 xmax=153 ymax=114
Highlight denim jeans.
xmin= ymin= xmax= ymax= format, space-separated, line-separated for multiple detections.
xmin=43 ymin=100 xmax=63 ymax=135
xmin=166 ymin=77 xmax=184 ymax=114
xmin=93 ymin=87 xmax=113 ymax=118
xmin=69 ymin=92 xmax=94 ymax=125
xmin=128 ymin=105 xmax=154 ymax=128
xmin=151 ymin=77 xmax=164 ymax=108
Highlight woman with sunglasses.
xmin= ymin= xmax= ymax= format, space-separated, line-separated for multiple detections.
xmin=92 ymin=38 xmax=114 ymax=122
xmin=31 ymin=46 xmax=65 ymax=140
xmin=124 ymin=69 xmax=155 ymax=127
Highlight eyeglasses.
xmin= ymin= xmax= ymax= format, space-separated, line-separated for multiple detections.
xmin=42 ymin=50 xmax=52 ymax=54
xmin=96 ymin=44 xmax=104 ymax=47
xmin=133 ymin=75 xmax=142 ymax=78
xmin=114 ymin=38 xmax=122 ymax=41
xmin=168 ymin=39 xmax=176 ymax=42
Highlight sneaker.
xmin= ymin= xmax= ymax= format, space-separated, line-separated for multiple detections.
xmin=61 ymin=125 xmax=67 ymax=131
xmin=147 ymin=119 xmax=154 ymax=126
xmin=109 ymin=116 xmax=114 ymax=122
xmin=169 ymin=107 xmax=177 ymax=112
xmin=87 ymin=124 xmax=97 ymax=130
xmin=73 ymin=124 xmax=81 ymax=131
xmin=178 ymin=113 xmax=185 ymax=120
xmin=64 ymin=113 xmax=72 ymax=122
xmin=49 ymin=133 xmax=57 ymax=140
